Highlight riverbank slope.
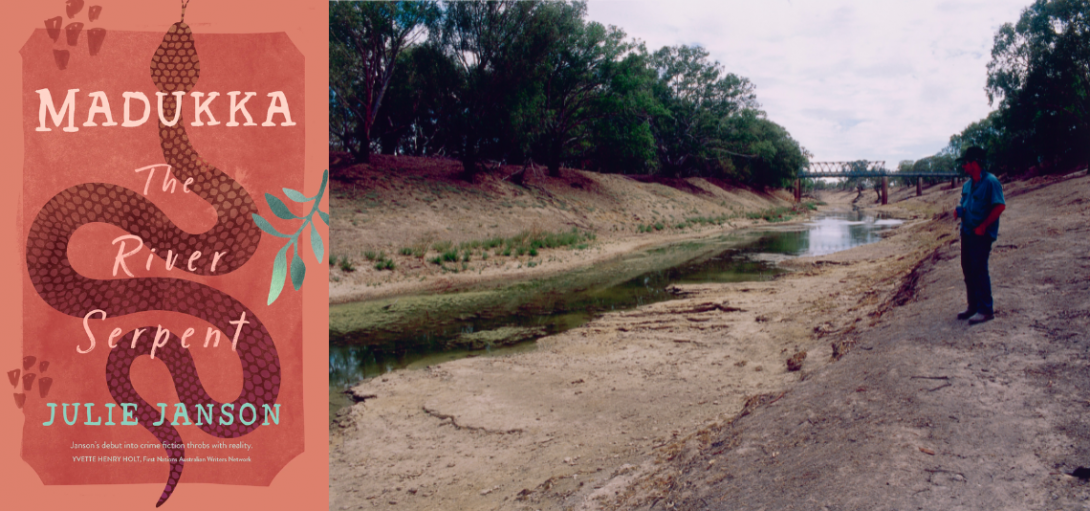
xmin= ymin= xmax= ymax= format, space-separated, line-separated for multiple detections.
xmin=327 ymin=169 xmax=1077 ymax=510
xmin=330 ymin=155 xmax=811 ymax=303
xmin=600 ymin=168 xmax=1090 ymax=510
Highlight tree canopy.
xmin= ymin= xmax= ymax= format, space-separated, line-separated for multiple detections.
xmin=920 ymin=0 xmax=1090 ymax=175
xmin=986 ymin=0 xmax=1089 ymax=170
xmin=329 ymin=0 xmax=809 ymax=186
xmin=329 ymin=1 xmax=440 ymax=163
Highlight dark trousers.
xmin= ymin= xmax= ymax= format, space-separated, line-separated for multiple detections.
xmin=960 ymin=232 xmax=994 ymax=315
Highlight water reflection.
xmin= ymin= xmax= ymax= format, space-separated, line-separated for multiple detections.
xmin=758 ymin=211 xmax=900 ymax=257
xmin=329 ymin=212 xmax=902 ymax=423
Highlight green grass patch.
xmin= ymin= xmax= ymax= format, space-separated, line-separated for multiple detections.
xmin=745 ymin=205 xmax=810 ymax=223
xmin=338 ymin=256 xmax=356 ymax=272
xmin=423 ymin=229 xmax=596 ymax=262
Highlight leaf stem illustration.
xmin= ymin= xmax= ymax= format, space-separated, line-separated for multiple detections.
xmin=252 ymin=169 xmax=330 ymax=305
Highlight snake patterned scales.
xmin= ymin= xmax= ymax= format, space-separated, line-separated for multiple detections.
xmin=25 ymin=16 xmax=280 ymax=508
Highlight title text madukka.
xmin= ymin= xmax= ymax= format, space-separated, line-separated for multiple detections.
xmin=34 ymin=88 xmax=296 ymax=132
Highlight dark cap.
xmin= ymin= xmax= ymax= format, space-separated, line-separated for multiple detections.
xmin=957 ymin=146 xmax=986 ymax=165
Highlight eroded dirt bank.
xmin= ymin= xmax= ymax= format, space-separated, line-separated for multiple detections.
xmin=325 ymin=168 xmax=1087 ymax=510
xmin=329 ymin=155 xmax=807 ymax=304
xmin=599 ymin=169 xmax=1090 ymax=511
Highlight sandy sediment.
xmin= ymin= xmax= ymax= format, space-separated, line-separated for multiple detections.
xmin=328 ymin=174 xmax=995 ymax=510
xmin=595 ymin=168 xmax=1090 ymax=511
xmin=329 ymin=155 xmax=807 ymax=304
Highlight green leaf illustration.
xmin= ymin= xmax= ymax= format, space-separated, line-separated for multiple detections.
xmin=253 ymin=214 xmax=292 ymax=238
xmin=268 ymin=244 xmax=289 ymax=305
xmin=266 ymin=193 xmax=298 ymax=220
xmin=310 ymin=222 xmax=324 ymax=263
xmin=318 ymin=170 xmax=329 ymax=197
xmin=283 ymin=188 xmax=313 ymax=202
xmin=257 ymin=169 xmax=330 ymax=305
xmin=290 ymin=250 xmax=306 ymax=291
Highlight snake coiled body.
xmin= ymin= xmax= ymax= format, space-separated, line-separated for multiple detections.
xmin=25 ymin=17 xmax=279 ymax=508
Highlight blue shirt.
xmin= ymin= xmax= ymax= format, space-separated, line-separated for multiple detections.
xmin=960 ymin=171 xmax=1005 ymax=240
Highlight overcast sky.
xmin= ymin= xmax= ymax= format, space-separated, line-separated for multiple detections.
xmin=586 ymin=0 xmax=1031 ymax=166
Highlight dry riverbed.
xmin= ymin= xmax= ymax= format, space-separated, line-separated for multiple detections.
xmin=327 ymin=173 xmax=1041 ymax=510
xmin=601 ymin=168 xmax=1090 ymax=511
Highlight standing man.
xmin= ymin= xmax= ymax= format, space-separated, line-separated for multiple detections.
xmin=954 ymin=146 xmax=1005 ymax=325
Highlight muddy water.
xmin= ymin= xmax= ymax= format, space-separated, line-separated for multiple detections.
xmin=329 ymin=211 xmax=901 ymax=424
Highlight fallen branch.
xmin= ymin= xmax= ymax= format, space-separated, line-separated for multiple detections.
xmin=673 ymin=302 xmax=745 ymax=314
xmin=346 ymin=391 xmax=377 ymax=403
xmin=421 ymin=406 xmax=523 ymax=435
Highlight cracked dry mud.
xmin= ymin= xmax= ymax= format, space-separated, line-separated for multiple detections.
xmin=330 ymin=169 xmax=1090 ymax=511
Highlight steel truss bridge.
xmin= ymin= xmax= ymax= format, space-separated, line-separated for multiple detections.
xmin=800 ymin=161 xmax=960 ymax=179
xmin=794 ymin=161 xmax=963 ymax=204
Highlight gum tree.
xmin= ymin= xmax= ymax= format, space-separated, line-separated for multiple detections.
xmin=329 ymin=1 xmax=439 ymax=163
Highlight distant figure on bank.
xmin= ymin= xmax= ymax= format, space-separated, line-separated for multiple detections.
xmin=954 ymin=146 xmax=1005 ymax=325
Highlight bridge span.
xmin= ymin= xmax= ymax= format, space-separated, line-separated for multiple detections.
xmin=794 ymin=161 xmax=963 ymax=204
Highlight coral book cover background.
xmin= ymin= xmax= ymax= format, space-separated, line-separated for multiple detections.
xmin=0 ymin=1 xmax=328 ymax=509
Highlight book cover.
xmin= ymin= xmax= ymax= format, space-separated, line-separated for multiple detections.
xmin=0 ymin=1 xmax=328 ymax=509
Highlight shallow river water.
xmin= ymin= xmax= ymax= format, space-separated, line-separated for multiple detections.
xmin=329 ymin=211 xmax=902 ymax=423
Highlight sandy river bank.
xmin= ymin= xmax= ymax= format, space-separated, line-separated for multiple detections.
xmin=328 ymin=173 xmax=1010 ymax=509
xmin=600 ymin=168 xmax=1090 ymax=511
xmin=329 ymin=156 xmax=814 ymax=304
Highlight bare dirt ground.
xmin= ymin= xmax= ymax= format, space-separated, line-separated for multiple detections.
xmin=596 ymin=168 xmax=1090 ymax=511
xmin=328 ymin=161 xmax=1090 ymax=511
xmin=330 ymin=162 xmax=1090 ymax=510
xmin=329 ymin=155 xmax=799 ymax=304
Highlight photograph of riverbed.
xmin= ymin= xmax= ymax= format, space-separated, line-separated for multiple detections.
xmin=329 ymin=212 xmax=903 ymax=421
xmin=328 ymin=1 xmax=1090 ymax=510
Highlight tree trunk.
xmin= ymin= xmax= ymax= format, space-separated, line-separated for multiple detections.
xmin=542 ymin=133 xmax=559 ymax=177
xmin=461 ymin=153 xmax=478 ymax=182
xmin=354 ymin=122 xmax=372 ymax=164
xmin=547 ymin=158 xmax=561 ymax=178
xmin=379 ymin=133 xmax=398 ymax=155
xmin=511 ymin=163 xmax=528 ymax=187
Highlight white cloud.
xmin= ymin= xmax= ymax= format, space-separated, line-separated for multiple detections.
xmin=586 ymin=0 xmax=1029 ymax=165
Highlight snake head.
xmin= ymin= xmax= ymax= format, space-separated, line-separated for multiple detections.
xmin=150 ymin=21 xmax=199 ymax=94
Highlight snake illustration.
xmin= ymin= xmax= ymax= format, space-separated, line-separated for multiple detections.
xmin=25 ymin=3 xmax=280 ymax=507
